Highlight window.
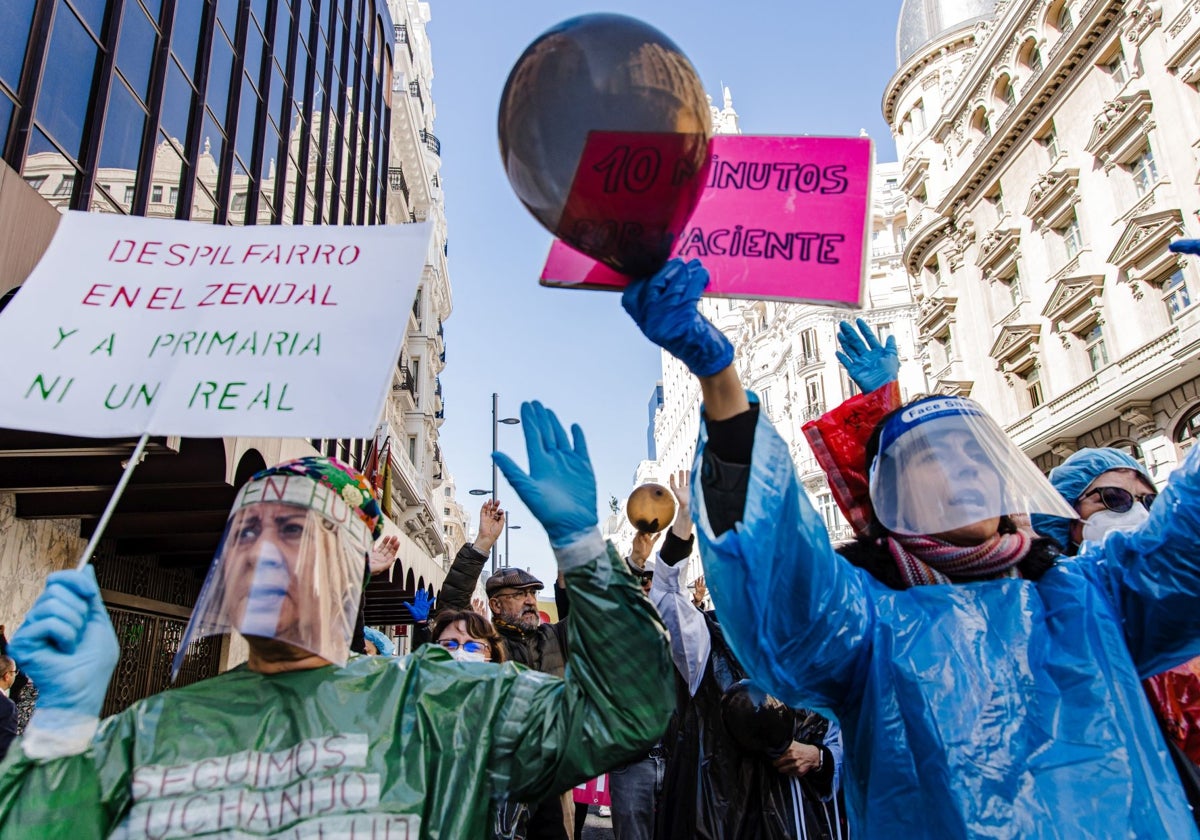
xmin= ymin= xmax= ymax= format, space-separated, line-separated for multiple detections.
xmin=1130 ymin=144 xmax=1158 ymax=197
xmin=1164 ymin=269 xmax=1194 ymax=320
xmin=1024 ymin=41 xmax=1044 ymax=74
xmin=997 ymin=77 xmax=1016 ymax=109
xmin=231 ymin=191 xmax=247 ymax=211
xmin=168 ymin=186 xmax=179 ymax=205
xmin=411 ymin=358 xmax=420 ymax=395
xmin=151 ymin=184 xmax=163 ymax=203
xmin=412 ymin=287 xmax=423 ymax=324
xmin=801 ymin=327 xmax=819 ymax=362
xmin=840 ymin=367 xmax=859 ymax=399
xmin=940 ymin=329 xmax=954 ymax=365
xmin=805 ymin=375 xmax=824 ymax=409
xmin=1025 ymin=365 xmax=1044 ymax=408
xmin=1056 ymin=4 xmax=1074 ymax=35
xmin=1176 ymin=405 xmax=1200 ymax=456
xmin=925 ymin=258 xmax=942 ymax=291
xmin=53 ymin=175 xmax=75 ymax=197
xmin=759 ymin=387 xmax=772 ymax=419
xmin=443 ymin=507 xmax=450 ymax=516
xmin=816 ymin=492 xmax=843 ymax=536
xmin=1040 ymin=125 xmax=1061 ymax=163
xmin=124 ymin=185 xmax=135 ymax=205
xmin=22 ymin=175 xmax=46 ymax=190
xmin=1106 ymin=49 xmax=1129 ymax=88
xmin=408 ymin=436 xmax=417 ymax=463
xmin=1005 ymin=271 xmax=1023 ymax=308
xmin=1085 ymin=324 xmax=1109 ymax=372
xmin=989 ymin=186 xmax=1006 ymax=219
xmin=1055 ymin=213 xmax=1083 ymax=261
xmin=876 ymin=323 xmax=893 ymax=343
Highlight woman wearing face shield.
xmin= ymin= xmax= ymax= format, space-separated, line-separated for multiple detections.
xmin=622 ymin=258 xmax=1200 ymax=839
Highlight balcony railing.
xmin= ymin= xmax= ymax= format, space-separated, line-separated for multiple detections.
xmin=420 ymin=129 xmax=441 ymax=156
xmin=394 ymin=365 xmax=415 ymax=396
xmin=801 ymin=401 xmax=826 ymax=421
xmin=408 ymin=79 xmax=424 ymax=113
xmin=388 ymin=165 xmax=410 ymax=204
xmin=394 ymin=23 xmax=414 ymax=65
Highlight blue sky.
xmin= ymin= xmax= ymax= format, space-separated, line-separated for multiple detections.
xmin=428 ymin=2 xmax=902 ymax=584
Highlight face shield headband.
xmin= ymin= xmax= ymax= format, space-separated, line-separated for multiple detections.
xmin=868 ymin=397 xmax=1077 ymax=537
xmin=173 ymin=473 xmax=372 ymax=679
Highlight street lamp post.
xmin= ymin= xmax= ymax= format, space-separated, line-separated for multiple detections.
xmin=505 ymin=524 xmax=521 ymax=571
xmin=470 ymin=394 xmax=520 ymax=576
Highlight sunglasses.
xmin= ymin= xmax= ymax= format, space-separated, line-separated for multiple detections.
xmin=1078 ymin=486 xmax=1157 ymax=514
xmin=438 ymin=639 xmax=490 ymax=654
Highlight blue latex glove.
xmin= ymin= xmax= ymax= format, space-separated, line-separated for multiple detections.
xmin=835 ymin=318 xmax=899 ymax=393
xmin=493 ymin=401 xmax=598 ymax=548
xmin=404 ymin=589 xmax=434 ymax=622
xmin=1170 ymin=239 xmax=1200 ymax=255
xmin=9 ymin=567 xmax=119 ymax=720
xmin=621 ymin=258 xmax=734 ymax=377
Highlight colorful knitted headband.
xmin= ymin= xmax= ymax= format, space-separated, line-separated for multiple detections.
xmin=248 ymin=456 xmax=383 ymax=540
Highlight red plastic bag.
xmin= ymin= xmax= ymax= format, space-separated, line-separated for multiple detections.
xmin=1144 ymin=657 xmax=1200 ymax=765
xmin=802 ymin=382 xmax=901 ymax=536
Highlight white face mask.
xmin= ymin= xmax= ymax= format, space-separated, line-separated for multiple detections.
xmin=1080 ymin=504 xmax=1151 ymax=545
xmin=449 ymin=648 xmax=488 ymax=664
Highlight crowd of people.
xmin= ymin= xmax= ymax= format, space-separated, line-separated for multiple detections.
xmin=1 ymin=253 xmax=1200 ymax=838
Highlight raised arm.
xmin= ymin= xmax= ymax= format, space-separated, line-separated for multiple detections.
xmin=0 ymin=567 xmax=131 ymax=835
xmin=433 ymin=499 xmax=504 ymax=614
xmin=622 ymin=259 xmax=873 ymax=714
xmin=649 ymin=470 xmax=711 ymax=697
xmin=490 ymin=402 xmax=674 ymax=796
xmin=1084 ymin=441 xmax=1200 ymax=676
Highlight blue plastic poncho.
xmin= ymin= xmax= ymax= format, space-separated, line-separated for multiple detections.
xmin=1031 ymin=447 xmax=1154 ymax=552
xmin=692 ymin=402 xmax=1200 ymax=839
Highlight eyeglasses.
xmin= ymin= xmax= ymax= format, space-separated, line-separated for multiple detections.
xmin=1078 ymin=486 xmax=1157 ymax=514
xmin=438 ymin=639 xmax=490 ymax=654
xmin=492 ymin=589 xmax=538 ymax=601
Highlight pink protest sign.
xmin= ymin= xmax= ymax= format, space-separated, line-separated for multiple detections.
xmin=541 ymin=134 xmax=872 ymax=307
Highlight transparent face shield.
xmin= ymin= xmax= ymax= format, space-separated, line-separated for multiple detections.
xmin=868 ymin=398 xmax=1078 ymax=537
xmin=173 ymin=474 xmax=371 ymax=678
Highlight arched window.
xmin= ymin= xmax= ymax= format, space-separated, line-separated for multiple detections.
xmin=1053 ymin=3 xmax=1074 ymax=35
xmin=1108 ymin=439 xmax=1146 ymax=470
xmin=995 ymin=75 xmax=1016 ymax=110
xmin=1175 ymin=405 xmax=1200 ymax=456
xmin=971 ymin=107 xmax=991 ymax=140
xmin=1022 ymin=39 xmax=1044 ymax=74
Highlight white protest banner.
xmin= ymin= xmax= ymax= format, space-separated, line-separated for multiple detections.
xmin=0 ymin=211 xmax=431 ymax=438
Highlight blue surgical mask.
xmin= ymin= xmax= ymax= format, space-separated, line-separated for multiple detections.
xmin=1081 ymin=504 xmax=1150 ymax=545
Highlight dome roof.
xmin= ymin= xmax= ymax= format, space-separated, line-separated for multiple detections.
xmin=896 ymin=0 xmax=998 ymax=66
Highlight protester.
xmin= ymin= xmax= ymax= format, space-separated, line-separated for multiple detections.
xmin=430 ymin=609 xmax=506 ymax=663
xmin=1034 ymin=447 xmax=1200 ymax=822
xmin=432 ymin=501 xmax=575 ymax=839
xmin=622 ymin=256 xmax=1200 ymax=837
xmin=0 ymin=416 xmax=674 ymax=836
xmin=651 ymin=470 xmax=844 ymax=839
xmin=404 ymin=499 xmax=505 ymax=650
xmin=362 ymin=626 xmax=395 ymax=656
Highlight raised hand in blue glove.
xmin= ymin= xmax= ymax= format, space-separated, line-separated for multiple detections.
xmin=404 ymin=589 xmax=434 ymax=622
xmin=493 ymin=401 xmax=598 ymax=549
xmin=1170 ymin=239 xmax=1200 ymax=255
xmin=621 ymin=258 xmax=734 ymax=377
xmin=835 ymin=318 xmax=899 ymax=393
xmin=9 ymin=566 xmax=119 ymax=720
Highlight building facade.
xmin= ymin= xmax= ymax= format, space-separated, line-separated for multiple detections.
xmin=0 ymin=0 xmax=455 ymax=707
xmin=884 ymin=0 xmax=1200 ymax=485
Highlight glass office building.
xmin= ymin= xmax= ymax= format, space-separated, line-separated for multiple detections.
xmin=0 ymin=0 xmax=393 ymax=226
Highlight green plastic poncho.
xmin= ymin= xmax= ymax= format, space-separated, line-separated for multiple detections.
xmin=0 ymin=544 xmax=673 ymax=839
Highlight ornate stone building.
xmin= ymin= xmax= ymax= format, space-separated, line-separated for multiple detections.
xmin=885 ymin=0 xmax=1200 ymax=483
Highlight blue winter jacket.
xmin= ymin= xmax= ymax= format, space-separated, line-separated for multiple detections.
xmin=692 ymin=399 xmax=1200 ymax=839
